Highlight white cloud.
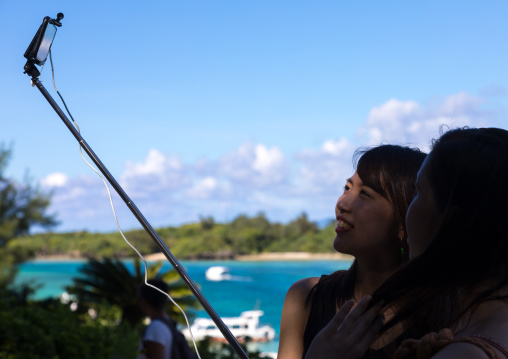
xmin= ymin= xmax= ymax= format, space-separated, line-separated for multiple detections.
xmin=219 ymin=143 xmax=289 ymax=188
xmin=294 ymin=137 xmax=355 ymax=195
xmin=123 ymin=149 xmax=181 ymax=176
xmin=42 ymin=92 xmax=497 ymax=232
xmin=360 ymin=92 xmax=489 ymax=151
xmin=438 ymin=92 xmax=483 ymax=115
xmin=187 ymin=176 xmax=219 ymax=199
xmin=365 ymin=98 xmax=420 ymax=144
xmin=321 ymin=137 xmax=351 ymax=156
xmin=120 ymin=149 xmax=190 ymax=196
xmin=368 ymin=98 xmax=420 ymax=127
xmin=42 ymin=175 xmax=122 ymax=231
xmin=40 ymin=172 xmax=68 ymax=187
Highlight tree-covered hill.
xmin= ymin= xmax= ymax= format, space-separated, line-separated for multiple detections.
xmin=8 ymin=213 xmax=338 ymax=259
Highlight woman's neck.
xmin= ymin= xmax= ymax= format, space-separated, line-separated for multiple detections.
xmin=353 ymin=259 xmax=399 ymax=300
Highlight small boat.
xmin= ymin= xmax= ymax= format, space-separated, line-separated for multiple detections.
xmin=205 ymin=266 xmax=232 ymax=281
xmin=182 ymin=310 xmax=276 ymax=342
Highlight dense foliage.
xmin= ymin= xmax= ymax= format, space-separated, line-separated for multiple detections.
xmin=8 ymin=212 xmax=337 ymax=259
xmin=0 ymin=290 xmax=262 ymax=359
xmin=0 ymin=145 xmax=57 ymax=286
xmin=0 ymin=291 xmax=139 ymax=359
xmin=0 ymin=146 xmax=57 ymax=244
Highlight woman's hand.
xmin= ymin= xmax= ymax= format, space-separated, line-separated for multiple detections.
xmin=305 ymin=295 xmax=385 ymax=359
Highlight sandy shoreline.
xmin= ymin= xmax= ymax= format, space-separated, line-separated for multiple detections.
xmin=141 ymin=251 xmax=353 ymax=262
xmin=34 ymin=252 xmax=353 ymax=262
xmin=235 ymin=252 xmax=353 ymax=261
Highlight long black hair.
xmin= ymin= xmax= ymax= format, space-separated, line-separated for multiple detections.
xmin=372 ymin=127 xmax=508 ymax=352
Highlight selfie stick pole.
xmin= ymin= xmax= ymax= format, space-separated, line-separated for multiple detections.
xmin=26 ymin=76 xmax=250 ymax=359
xmin=23 ymin=34 xmax=249 ymax=359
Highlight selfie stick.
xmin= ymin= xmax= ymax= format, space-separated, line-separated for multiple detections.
xmin=23 ymin=14 xmax=249 ymax=359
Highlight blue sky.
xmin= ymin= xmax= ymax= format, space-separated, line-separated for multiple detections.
xmin=2 ymin=1 xmax=507 ymax=233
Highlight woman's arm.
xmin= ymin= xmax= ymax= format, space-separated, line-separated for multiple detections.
xmin=278 ymin=277 xmax=320 ymax=359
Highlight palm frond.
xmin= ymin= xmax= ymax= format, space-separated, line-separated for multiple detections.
xmin=66 ymin=257 xmax=200 ymax=326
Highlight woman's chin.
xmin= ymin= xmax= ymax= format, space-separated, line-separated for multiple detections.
xmin=333 ymin=237 xmax=352 ymax=255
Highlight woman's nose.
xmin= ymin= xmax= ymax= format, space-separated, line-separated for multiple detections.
xmin=336 ymin=195 xmax=352 ymax=213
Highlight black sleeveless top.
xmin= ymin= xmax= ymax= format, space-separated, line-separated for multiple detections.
xmin=302 ymin=274 xmax=391 ymax=359
xmin=302 ymin=274 xmax=338 ymax=357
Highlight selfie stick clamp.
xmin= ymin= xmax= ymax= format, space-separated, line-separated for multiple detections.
xmin=23 ymin=13 xmax=249 ymax=359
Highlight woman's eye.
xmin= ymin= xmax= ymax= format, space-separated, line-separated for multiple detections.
xmin=360 ymin=190 xmax=371 ymax=198
xmin=343 ymin=185 xmax=350 ymax=192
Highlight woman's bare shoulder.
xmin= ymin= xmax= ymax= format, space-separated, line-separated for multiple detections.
xmin=282 ymin=277 xmax=321 ymax=309
xmin=287 ymin=277 xmax=321 ymax=297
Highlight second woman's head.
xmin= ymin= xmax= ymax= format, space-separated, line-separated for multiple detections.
xmin=406 ymin=127 xmax=508 ymax=284
xmin=334 ymin=145 xmax=426 ymax=264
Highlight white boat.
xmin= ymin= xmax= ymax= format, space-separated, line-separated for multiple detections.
xmin=182 ymin=310 xmax=276 ymax=342
xmin=205 ymin=266 xmax=253 ymax=282
xmin=205 ymin=266 xmax=232 ymax=281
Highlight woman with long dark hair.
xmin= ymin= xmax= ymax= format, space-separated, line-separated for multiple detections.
xmin=306 ymin=127 xmax=508 ymax=359
xmin=278 ymin=144 xmax=426 ymax=359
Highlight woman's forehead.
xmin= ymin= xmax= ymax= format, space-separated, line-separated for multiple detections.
xmin=355 ymin=170 xmax=390 ymax=197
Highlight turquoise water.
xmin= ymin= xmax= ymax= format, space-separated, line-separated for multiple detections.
xmin=16 ymin=259 xmax=353 ymax=353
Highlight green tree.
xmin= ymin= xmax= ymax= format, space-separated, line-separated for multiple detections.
xmin=0 ymin=146 xmax=57 ymax=245
xmin=284 ymin=212 xmax=318 ymax=239
xmin=199 ymin=215 xmax=215 ymax=230
xmin=66 ymin=257 xmax=200 ymax=327
xmin=0 ymin=145 xmax=57 ymax=286
xmin=0 ymin=294 xmax=139 ymax=359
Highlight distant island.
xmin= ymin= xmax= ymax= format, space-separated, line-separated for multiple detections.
xmin=9 ymin=213 xmax=348 ymax=261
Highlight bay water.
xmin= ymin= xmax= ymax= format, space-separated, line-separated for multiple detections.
xmin=16 ymin=258 xmax=353 ymax=354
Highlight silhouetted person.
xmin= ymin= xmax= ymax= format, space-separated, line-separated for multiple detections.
xmin=137 ymin=279 xmax=173 ymax=359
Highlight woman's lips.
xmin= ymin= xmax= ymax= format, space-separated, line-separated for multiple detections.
xmin=335 ymin=219 xmax=353 ymax=233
